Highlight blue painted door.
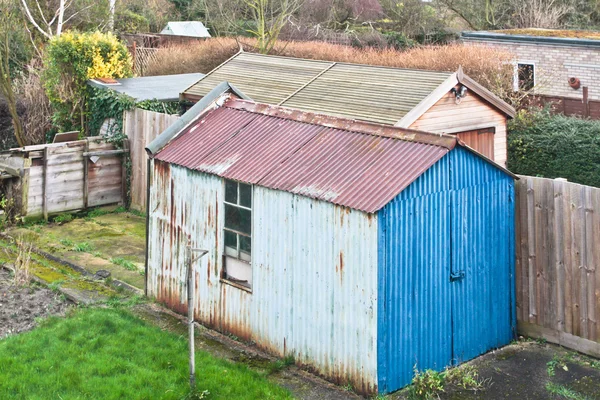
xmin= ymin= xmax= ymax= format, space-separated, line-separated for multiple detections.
xmin=450 ymin=180 xmax=515 ymax=364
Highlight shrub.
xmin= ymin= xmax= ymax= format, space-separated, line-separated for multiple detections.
xmin=144 ymin=38 xmax=514 ymax=103
xmin=43 ymin=31 xmax=133 ymax=132
xmin=507 ymin=108 xmax=600 ymax=187
xmin=114 ymin=9 xmax=150 ymax=33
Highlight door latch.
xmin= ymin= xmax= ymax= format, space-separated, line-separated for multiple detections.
xmin=450 ymin=270 xmax=465 ymax=282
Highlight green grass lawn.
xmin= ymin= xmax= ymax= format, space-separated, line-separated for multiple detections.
xmin=0 ymin=308 xmax=292 ymax=400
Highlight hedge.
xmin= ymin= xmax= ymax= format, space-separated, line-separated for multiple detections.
xmin=507 ymin=108 xmax=600 ymax=188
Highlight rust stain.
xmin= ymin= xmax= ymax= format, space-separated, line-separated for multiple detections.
xmin=338 ymin=251 xmax=344 ymax=282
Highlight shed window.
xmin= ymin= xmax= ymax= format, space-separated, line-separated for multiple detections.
xmin=517 ymin=63 xmax=535 ymax=91
xmin=223 ymin=180 xmax=252 ymax=288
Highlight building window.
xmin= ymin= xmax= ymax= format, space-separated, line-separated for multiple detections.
xmin=223 ymin=179 xmax=252 ymax=288
xmin=517 ymin=63 xmax=535 ymax=91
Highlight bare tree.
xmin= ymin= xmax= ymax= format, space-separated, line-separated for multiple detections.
xmin=0 ymin=3 xmax=26 ymax=147
xmin=509 ymin=0 xmax=573 ymax=28
xmin=19 ymin=0 xmax=96 ymax=38
xmin=244 ymin=0 xmax=300 ymax=53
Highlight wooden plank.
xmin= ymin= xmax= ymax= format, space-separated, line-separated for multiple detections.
xmin=518 ymin=178 xmax=530 ymax=322
xmin=545 ymin=179 xmax=556 ymax=330
xmin=553 ymin=179 xmax=566 ymax=333
xmin=518 ymin=321 xmax=600 ymax=359
xmin=571 ymin=183 xmax=583 ymax=337
xmin=593 ymin=188 xmax=600 ymax=341
xmin=83 ymin=149 xmax=129 ymax=157
xmin=42 ymin=147 xmax=49 ymax=221
xmin=584 ymin=186 xmax=596 ymax=340
xmin=515 ymin=178 xmax=523 ymax=322
xmin=563 ymin=181 xmax=573 ymax=335
xmin=84 ymin=140 xmax=89 ymax=209
xmin=527 ymin=177 xmax=537 ymax=323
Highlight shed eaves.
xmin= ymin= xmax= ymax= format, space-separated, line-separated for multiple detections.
xmin=182 ymin=52 xmax=452 ymax=124
xmin=154 ymin=97 xmax=454 ymax=213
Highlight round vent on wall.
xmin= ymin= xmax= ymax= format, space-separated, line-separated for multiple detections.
xmin=569 ymin=77 xmax=581 ymax=90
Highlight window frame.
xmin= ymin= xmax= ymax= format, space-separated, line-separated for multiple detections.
xmin=514 ymin=61 xmax=536 ymax=92
xmin=222 ymin=179 xmax=253 ymax=291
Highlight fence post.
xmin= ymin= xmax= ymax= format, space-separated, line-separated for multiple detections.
xmin=83 ymin=140 xmax=89 ymax=209
xmin=583 ymin=87 xmax=589 ymax=118
xmin=121 ymin=139 xmax=129 ymax=206
xmin=42 ymin=147 xmax=49 ymax=221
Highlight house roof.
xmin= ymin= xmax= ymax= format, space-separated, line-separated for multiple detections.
xmin=160 ymin=21 xmax=211 ymax=38
xmin=462 ymin=30 xmax=600 ymax=48
xmin=182 ymin=52 xmax=514 ymax=124
xmin=88 ymin=73 xmax=205 ymax=102
xmin=151 ymin=85 xmax=514 ymax=213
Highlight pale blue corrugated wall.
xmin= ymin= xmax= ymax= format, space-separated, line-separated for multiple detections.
xmin=148 ymin=163 xmax=380 ymax=393
xmin=377 ymin=147 xmax=515 ymax=393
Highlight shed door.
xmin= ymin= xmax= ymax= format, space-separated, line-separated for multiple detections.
xmin=450 ymin=180 xmax=514 ymax=363
xmin=455 ymin=127 xmax=495 ymax=159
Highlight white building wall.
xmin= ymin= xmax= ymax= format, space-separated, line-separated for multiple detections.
xmin=465 ymin=40 xmax=600 ymax=100
xmin=147 ymin=161 xmax=380 ymax=393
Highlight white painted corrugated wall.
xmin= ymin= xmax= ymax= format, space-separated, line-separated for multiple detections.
xmin=148 ymin=161 xmax=379 ymax=393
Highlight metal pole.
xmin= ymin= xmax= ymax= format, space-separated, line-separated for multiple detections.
xmin=187 ymin=246 xmax=208 ymax=390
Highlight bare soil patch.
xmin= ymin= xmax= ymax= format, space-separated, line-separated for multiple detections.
xmin=0 ymin=268 xmax=71 ymax=338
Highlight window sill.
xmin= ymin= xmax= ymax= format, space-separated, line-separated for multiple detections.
xmin=220 ymin=278 xmax=252 ymax=293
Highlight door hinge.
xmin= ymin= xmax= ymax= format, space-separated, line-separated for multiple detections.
xmin=450 ymin=270 xmax=465 ymax=282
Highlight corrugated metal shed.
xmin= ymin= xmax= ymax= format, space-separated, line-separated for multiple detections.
xmin=154 ymin=97 xmax=454 ymax=213
xmin=377 ymin=147 xmax=515 ymax=392
xmin=182 ymin=52 xmax=452 ymax=124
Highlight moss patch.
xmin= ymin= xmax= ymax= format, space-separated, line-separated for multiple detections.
xmin=8 ymin=212 xmax=146 ymax=290
xmin=497 ymin=28 xmax=600 ymax=40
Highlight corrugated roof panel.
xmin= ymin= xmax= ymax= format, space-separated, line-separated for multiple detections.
xmin=154 ymin=99 xmax=454 ymax=213
xmin=155 ymin=107 xmax=259 ymax=167
xmin=185 ymin=53 xmax=332 ymax=104
xmin=194 ymin=114 xmax=326 ymax=183
xmin=183 ymin=53 xmax=454 ymax=125
xmin=260 ymin=130 xmax=447 ymax=211
xmin=282 ymin=63 xmax=451 ymax=124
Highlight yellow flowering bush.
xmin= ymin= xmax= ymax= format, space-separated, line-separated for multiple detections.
xmin=43 ymin=31 xmax=133 ymax=131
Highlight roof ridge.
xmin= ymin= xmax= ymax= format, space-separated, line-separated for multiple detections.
xmin=223 ymin=98 xmax=458 ymax=149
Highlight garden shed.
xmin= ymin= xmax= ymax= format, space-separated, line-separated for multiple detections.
xmin=145 ymin=83 xmax=517 ymax=394
xmin=181 ymin=52 xmax=515 ymax=166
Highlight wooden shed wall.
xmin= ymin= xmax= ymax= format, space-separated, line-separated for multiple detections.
xmin=409 ymin=90 xmax=508 ymax=166
xmin=22 ymin=139 xmax=123 ymax=218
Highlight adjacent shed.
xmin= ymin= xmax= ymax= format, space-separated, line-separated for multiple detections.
xmin=181 ymin=52 xmax=515 ymax=165
xmin=160 ymin=21 xmax=211 ymax=38
xmin=145 ymin=84 xmax=517 ymax=394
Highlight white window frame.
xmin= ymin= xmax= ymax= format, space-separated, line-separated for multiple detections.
xmin=514 ymin=61 xmax=536 ymax=92
xmin=222 ymin=179 xmax=253 ymax=291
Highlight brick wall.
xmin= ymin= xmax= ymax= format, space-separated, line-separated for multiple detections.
xmin=465 ymin=40 xmax=600 ymax=100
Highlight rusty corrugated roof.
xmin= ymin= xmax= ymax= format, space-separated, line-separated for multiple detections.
xmin=181 ymin=52 xmax=453 ymax=124
xmin=155 ymin=97 xmax=455 ymax=213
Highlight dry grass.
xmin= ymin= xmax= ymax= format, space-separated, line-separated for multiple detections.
xmin=144 ymin=37 xmax=515 ymax=101
xmin=497 ymin=28 xmax=600 ymax=40
xmin=15 ymin=63 xmax=53 ymax=146
xmin=13 ymin=238 xmax=32 ymax=285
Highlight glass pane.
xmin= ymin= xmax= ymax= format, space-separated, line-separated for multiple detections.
xmin=225 ymin=180 xmax=237 ymax=204
xmin=224 ymin=246 xmax=237 ymax=258
xmin=240 ymin=235 xmax=251 ymax=255
xmin=224 ymin=204 xmax=251 ymax=234
xmin=239 ymin=183 xmax=252 ymax=208
xmin=224 ymin=230 xmax=237 ymax=249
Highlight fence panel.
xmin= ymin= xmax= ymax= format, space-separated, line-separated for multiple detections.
xmin=516 ymin=175 xmax=600 ymax=357
xmin=124 ymin=108 xmax=179 ymax=212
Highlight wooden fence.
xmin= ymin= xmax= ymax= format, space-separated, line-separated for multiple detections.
xmin=528 ymin=89 xmax=600 ymax=119
xmin=0 ymin=137 xmax=127 ymax=220
xmin=515 ymin=175 xmax=600 ymax=357
xmin=124 ymin=108 xmax=179 ymax=212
